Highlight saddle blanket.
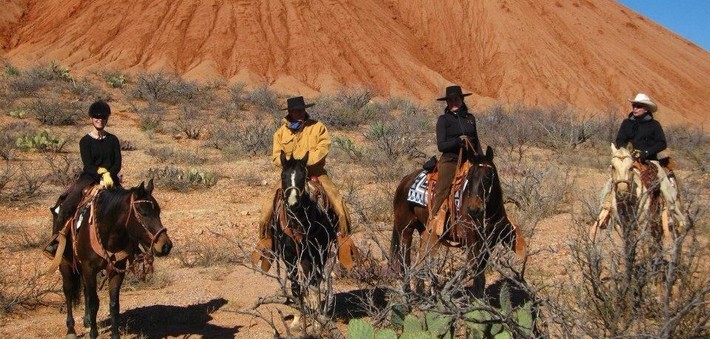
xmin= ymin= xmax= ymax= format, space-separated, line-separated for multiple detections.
xmin=406 ymin=171 xmax=467 ymax=210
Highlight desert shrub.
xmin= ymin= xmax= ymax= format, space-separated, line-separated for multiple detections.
xmin=6 ymin=67 xmax=47 ymax=97
xmin=208 ymin=119 xmax=275 ymax=156
xmin=145 ymin=147 xmax=206 ymax=165
xmin=46 ymin=60 xmax=73 ymax=83
xmin=120 ymin=139 xmax=136 ymax=151
xmin=310 ymin=88 xmax=379 ymax=129
xmin=175 ymin=104 xmax=207 ymax=139
xmin=500 ymin=163 xmax=572 ymax=220
xmin=0 ymin=163 xmax=45 ymax=201
xmin=68 ymin=77 xmax=107 ymax=100
xmin=27 ymin=97 xmax=82 ymax=126
xmin=364 ymin=112 xmax=429 ymax=159
xmin=44 ymin=154 xmax=81 ymax=187
xmin=169 ymin=78 xmax=214 ymax=107
xmin=331 ymin=136 xmax=365 ymax=161
xmin=103 ymin=70 xmax=128 ymax=88
xmin=244 ymin=83 xmax=280 ymax=114
xmin=138 ymin=101 xmax=167 ymax=131
xmin=8 ymin=108 xmax=28 ymax=119
xmin=0 ymin=121 xmax=34 ymax=160
xmin=146 ymin=167 xmax=218 ymax=191
xmin=15 ymin=129 xmax=67 ymax=153
xmin=133 ymin=71 xmax=180 ymax=103
xmin=479 ymin=103 xmax=536 ymax=162
xmin=217 ymin=82 xmax=248 ymax=120
xmin=0 ymin=264 xmax=60 ymax=315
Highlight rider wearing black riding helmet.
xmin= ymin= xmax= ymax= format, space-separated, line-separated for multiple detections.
xmin=43 ymin=100 xmax=122 ymax=257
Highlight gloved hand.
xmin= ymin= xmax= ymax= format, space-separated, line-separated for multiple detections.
xmin=97 ymin=167 xmax=114 ymax=188
xmin=458 ymin=135 xmax=468 ymax=147
xmin=639 ymin=151 xmax=649 ymax=162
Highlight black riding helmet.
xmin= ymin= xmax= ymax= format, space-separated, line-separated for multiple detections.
xmin=88 ymin=100 xmax=111 ymax=119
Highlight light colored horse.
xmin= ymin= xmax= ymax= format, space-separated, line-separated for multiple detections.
xmin=591 ymin=143 xmax=684 ymax=244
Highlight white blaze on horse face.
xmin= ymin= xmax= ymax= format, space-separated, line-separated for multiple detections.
xmin=287 ymin=172 xmax=298 ymax=206
xmin=611 ymin=148 xmax=633 ymax=192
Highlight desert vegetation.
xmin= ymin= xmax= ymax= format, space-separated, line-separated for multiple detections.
xmin=0 ymin=62 xmax=707 ymax=337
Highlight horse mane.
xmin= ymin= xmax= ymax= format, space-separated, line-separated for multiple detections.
xmin=94 ymin=187 xmax=132 ymax=222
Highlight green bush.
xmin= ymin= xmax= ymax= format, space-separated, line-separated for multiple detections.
xmin=103 ymin=70 xmax=127 ymax=88
xmin=15 ymin=129 xmax=67 ymax=153
xmin=146 ymin=167 xmax=218 ymax=191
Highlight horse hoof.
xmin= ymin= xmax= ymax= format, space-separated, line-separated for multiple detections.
xmin=66 ymin=334 xmax=78 ymax=339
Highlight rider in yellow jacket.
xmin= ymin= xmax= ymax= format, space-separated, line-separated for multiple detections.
xmin=253 ymin=96 xmax=358 ymax=270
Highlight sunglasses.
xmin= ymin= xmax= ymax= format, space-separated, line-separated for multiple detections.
xmin=631 ymin=104 xmax=645 ymax=109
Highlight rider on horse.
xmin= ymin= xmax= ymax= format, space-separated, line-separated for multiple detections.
xmin=596 ymin=93 xmax=682 ymax=232
xmin=253 ymin=96 xmax=359 ymax=270
xmin=43 ymin=100 xmax=122 ymax=257
xmin=428 ymin=85 xmax=484 ymax=234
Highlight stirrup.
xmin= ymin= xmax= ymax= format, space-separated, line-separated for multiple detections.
xmin=42 ymin=236 xmax=59 ymax=259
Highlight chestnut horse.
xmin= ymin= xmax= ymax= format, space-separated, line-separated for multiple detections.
xmin=56 ymin=180 xmax=172 ymax=339
xmin=272 ymin=151 xmax=338 ymax=329
xmin=390 ymin=146 xmax=525 ymax=294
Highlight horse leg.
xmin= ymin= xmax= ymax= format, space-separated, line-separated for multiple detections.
xmin=60 ymin=263 xmax=79 ymax=339
xmin=82 ymin=269 xmax=100 ymax=339
xmin=468 ymin=246 xmax=489 ymax=298
xmin=414 ymin=228 xmax=439 ymax=294
xmin=108 ymin=272 xmax=125 ymax=339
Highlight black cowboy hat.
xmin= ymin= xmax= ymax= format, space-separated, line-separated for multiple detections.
xmin=281 ymin=96 xmax=315 ymax=111
xmin=88 ymin=100 xmax=111 ymax=119
xmin=436 ymin=85 xmax=472 ymax=101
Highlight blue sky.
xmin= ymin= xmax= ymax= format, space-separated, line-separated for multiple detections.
xmin=617 ymin=0 xmax=710 ymax=52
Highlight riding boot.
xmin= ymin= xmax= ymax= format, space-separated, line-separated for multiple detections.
xmin=42 ymin=234 xmax=60 ymax=259
xmin=427 ymin=206 xmax=448 ymax=238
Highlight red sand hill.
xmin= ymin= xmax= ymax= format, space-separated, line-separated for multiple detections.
xmin=2 ymin=0 xmax=709 ymax=126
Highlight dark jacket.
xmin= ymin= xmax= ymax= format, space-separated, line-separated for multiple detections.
xmin=614 ymin=113 xmax=666 ymax=160
xmin=79 ymin=133 xmax=122 ymax=182
xmin=436 ymin=105 xmax=482 ymax=161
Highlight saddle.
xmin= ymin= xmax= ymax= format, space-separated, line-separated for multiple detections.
xmin=427 ymin=159 xmax=473 ymax=240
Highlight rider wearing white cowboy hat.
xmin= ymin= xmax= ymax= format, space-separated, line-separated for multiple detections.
xmin=615 ymin=93 xmax=664 ymax=162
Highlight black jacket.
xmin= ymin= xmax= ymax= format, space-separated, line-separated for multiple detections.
xmin=79 ymin=133 xmax=122 ymax=182
xmin=614 ymin=113 xmax=666 ymax=160
xmin=436 ymin=105 xmax=482 ymax=161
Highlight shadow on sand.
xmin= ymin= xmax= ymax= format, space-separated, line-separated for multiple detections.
xmin=99 ymin=298 xmax=241 ymax=338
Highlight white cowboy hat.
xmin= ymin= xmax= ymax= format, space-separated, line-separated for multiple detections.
xmin=628 ymin=93 xmax=657 ymax=113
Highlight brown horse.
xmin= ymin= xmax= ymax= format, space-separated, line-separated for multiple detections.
xmin=56 ymin=180 xmax=172 ymax=339
xmin=390 ymin=146 xmax=525 ymax=294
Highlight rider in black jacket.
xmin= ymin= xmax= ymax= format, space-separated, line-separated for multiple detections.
xmin=429 ymin=85 xmax=483 ymax=230
xmin=614 ymin=93 xmax=666 ymax=161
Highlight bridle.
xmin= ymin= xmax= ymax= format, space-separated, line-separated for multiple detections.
xmin=611 ymin=153 xmax=636 ymax=190
xmin=126 ymin=194 xmax=167 ymax=251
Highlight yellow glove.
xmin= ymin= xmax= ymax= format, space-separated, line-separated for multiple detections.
xmin=97 ymin=167 xmax=113 ymax=188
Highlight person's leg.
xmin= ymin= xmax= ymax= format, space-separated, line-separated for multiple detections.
xmin=252 ymin=183 xmax=280 ymax=271
xmin=428 ymin=159 xmax=456 ymax=235
xmin=44 ymin=176 xmax=95 ymax=256
xmin=650 ymin=160 xmax=684 ymax=234
xmin=317 ymin=174 xmax=359 ymax=269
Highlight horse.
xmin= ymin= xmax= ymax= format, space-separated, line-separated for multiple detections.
xmin=271 ymin=151 xmax=338 ymax=329
xmin=390 ymin=146 xmax=525 ymax=295
xmin=591 ymin=144 xmax=684 ymax=246
xmin=55 ymin=180 xmax=172 ymax=339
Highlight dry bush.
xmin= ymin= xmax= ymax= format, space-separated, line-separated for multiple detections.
xmin=207 ymin=119 xmax=276 ymax=157
xmin=665 ymin=125 xmax=710 ymax=172
xmin=146 ymin=167 xmax=218 ymax=192
xmin=5 ymin=66 xmax=49 ymax=97
xmin=137 ymin=101 xmax=167 ymax=132
xmin=68 ymin=77 xmax=108 ymax=101
xmin=102 ymin=69 xmax=128 ymax=88
xmin=174 ymin=104 xmax=207 ymax=139
xmin=173 ymin=234 xmax=243 ymax=268
xmin=310 ymin=88 xmax=378 ymax=130
xmin=217 ymin=82 xmax=248 ymax=121
xmin=499 ymin=162 xmax=572 ymax=221
xmin=0 ymin=162 xmax=45 ymax=201
xmin=479 ymin=103 xmax=536 ymax=162
xmin=0 ymin=264 xmax=60 ymax=316
xmin=28 ymin=96 xmax=82 ymax=126
xmin=123 ymin=270 xmax=174 ymax=291
xmin=548 ymin=187 xmax=710 ymax=338
xmin=0 ymin=121 xmax=35 ymax=160
xmin=145 ymin=147 xmax=207 ymax=165
xmin=43 ymin=154 xmax=81 ymax=187
xmin=244 ymin=84 xmax=280 ymax=114
xmin=133 ymin=71 xmax=180 ymax=103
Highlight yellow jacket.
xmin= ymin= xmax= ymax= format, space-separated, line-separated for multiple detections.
xmin=272 ymin=117 xmax=330 ymax=174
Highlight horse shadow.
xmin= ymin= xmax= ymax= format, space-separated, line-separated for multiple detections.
xmin=99 ymin=298 xmax=241 ymax=338
xmin=331 ymin=288 xmax=389 ymax=321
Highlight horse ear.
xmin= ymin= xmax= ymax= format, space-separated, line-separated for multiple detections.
xmin=137 ymin=181 xmax=146 ymax=194
xmin=146 ymin=179 xmax=154 ymax=194
xmin=280 ymin=151 xmax=288 ymax=166
xmin=611 ymin=143 xmax=617 ymax=153
xmin=302 ymin=151 xmax=309 ymax=165
xmin=485 ymin=146 xmax=494 ymax=161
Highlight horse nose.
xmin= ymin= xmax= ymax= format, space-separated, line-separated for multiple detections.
xmin=162 ymin=242 xmax=173 ymax=255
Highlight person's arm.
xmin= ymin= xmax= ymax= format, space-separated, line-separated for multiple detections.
xmin=468 ymin=116 xmax=482 ymax=154
xmin=647 ymin=122 xmax=667 ymax=157
xmin=271 ymin=128 xmax=284 ymax=168
xmin=307 ymin=123 xmax=330 ymax=167
xmin=614 ymin=119 xmax=631 ymax=149
xmin=437 ymin=116 xmax=459 ymax=153
xmin=79 ymin=136 xmax=98 ymax=175
xmin=109 ymin=135 xmax=122 ymax=176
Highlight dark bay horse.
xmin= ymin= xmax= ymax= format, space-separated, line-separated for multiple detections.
xmin=390 ymin=146 xmax=525 ymax=294
xmin=273 ymin=151 xmax=338 ymax=329
xmin=57 ymin=180 xmax=172 ymax=339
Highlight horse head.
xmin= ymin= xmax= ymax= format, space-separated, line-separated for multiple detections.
xmin=465 ymin=146 xmax=500 ymax=221
xmin=280 ymin=151 xmax=309 ymax=209
xmin=610 ymin=143 xmax=637 ymax=198
xmin=128 ymin=179 xmax=172 ymax=256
